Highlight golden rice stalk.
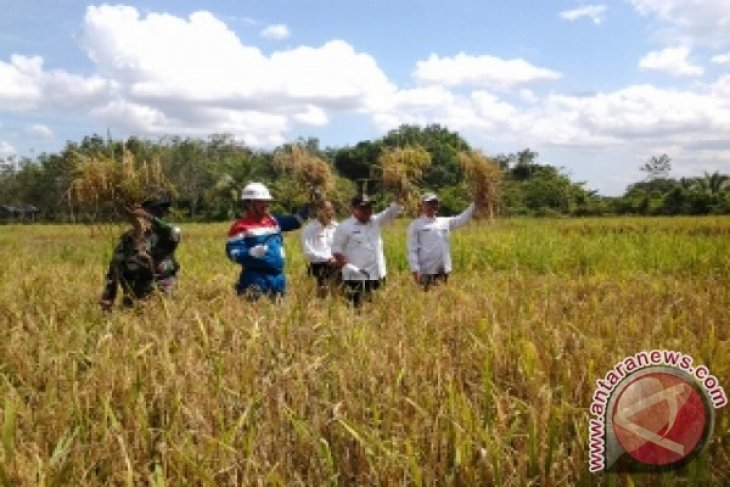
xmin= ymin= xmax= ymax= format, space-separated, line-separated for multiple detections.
xmin=458 ymin=150 xmax=502 ymax=219
xmin=378 ymin=146 xmax=431 ymax=213
xmin=273 ymin=145 xmax=336 ymax=205
xmin=67 ymin=149 xmax=175 ymax=220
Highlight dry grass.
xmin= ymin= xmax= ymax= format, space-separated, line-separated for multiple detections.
xmin=0 ymin=217 xmax=728 ymax=485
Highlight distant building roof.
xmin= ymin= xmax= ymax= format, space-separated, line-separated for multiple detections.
xmin=1 ymin=204 xmax=40 ymax=213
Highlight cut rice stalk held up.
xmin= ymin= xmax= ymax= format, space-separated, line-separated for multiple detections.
xmin=273 ymin=145 xmax=336 ymax=206
xmin=458 ymin=150 xmax=502 ymax=219
xmin=378 ymin=145 xmax=432 ymax=214
xmin=68 ymin=148 xmax=175 ymax=224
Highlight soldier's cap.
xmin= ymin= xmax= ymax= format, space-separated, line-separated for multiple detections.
xmin=141 ymin=197 xmax=172 ymax=211
xmin=421 ymin=192 xmax=439 ymax=203
xmin=351 ymin=194 xmax=374 ymax=208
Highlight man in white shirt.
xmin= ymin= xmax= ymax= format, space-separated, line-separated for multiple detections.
xmin=332 ymin=194 xmax=402 ymax=307
xmin=407 ymin=192 xmax=475 ymax=290
xmin=300 ymin=200 xmax=339 ymax=297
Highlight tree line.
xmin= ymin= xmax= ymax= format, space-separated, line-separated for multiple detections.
xmin=1 ymin=124 xmax=729 ymax=222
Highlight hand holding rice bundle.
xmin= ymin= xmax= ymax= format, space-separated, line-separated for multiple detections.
xmin=379 ymin=145 xmax=432 ymax=213
xmin=273 ymin=145 xmax=336 ymax=209
xmin=458 ymin=150 xmax=502 ymax=219
xmin=68 ymin=148 xmax=174 ymax=221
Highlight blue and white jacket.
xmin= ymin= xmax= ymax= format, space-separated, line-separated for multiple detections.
xmin=226 ymin=212 xmax=303 ymax=293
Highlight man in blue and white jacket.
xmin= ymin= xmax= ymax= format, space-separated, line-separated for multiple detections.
xmin=226 ymin=182 xmax=307 ymax=300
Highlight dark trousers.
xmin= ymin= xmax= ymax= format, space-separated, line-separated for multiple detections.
xmin=120 ymin=274 xmax=177 ymax=307
xmin=308 ymin=262 xmax=340 ymax=296
xmin=420 ymin=273 xmax=449 ymax=291
xmin=343 ymin=279 xmax=384 ymax=308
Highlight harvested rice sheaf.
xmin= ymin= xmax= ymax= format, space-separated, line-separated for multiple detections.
xmin=458 ymin=150 xmax=502 ymax=219
xmin=273 ymin=145 xmax=336 ymax=205
xmin=68 ymin=148 xmax=175 ymax=220
xmin=379 ymin=145 xmax=432 ymax=213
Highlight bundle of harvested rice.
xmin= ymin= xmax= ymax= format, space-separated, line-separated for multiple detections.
xmin=458 ymin=150 xmax=502 ymax=219
xmin=273 ymin=145 xmax=335 ymax=205
xmin=378 ymin=145 xmax=432 ymax=212
xmin=68 ymin=148 xmax=175 ymax=224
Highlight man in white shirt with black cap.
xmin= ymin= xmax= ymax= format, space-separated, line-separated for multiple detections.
xmin=332 ymin=193 xmax=402 ymax=307
xmin=407 ymin=192 xmax=475 ymax=290
xmin=300 ymin=200 xmax=339 ymax=297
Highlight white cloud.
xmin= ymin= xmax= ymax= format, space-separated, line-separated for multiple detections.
xmin=560 ymin=5 xmax=607 ymax=24
xmin=542 ymin=85 xmax=725 ymax=139
xmin=261 ymin=24 xmax=290 ymax=40
xmin=374 ymin=75 xmax=730 ymax=179
xmin=79 ymin=5 xmax=395 ymax=145
xmin=413 ymin=52 xmax=561 ymax=89
xmin=639 ymin=47 xmax=704 ymax=77
xmin=711 ymin=52 xmax=730 ymax=64
xmin=519 ymin=88 xmax=539 ymax=104
xmin=293 ymin=105 xmax=328 ymax=126
xmin=628 ymin=0 xmax=730 ymax=47
xmin=377 ymin=77 xmax=730 ymax=195
xmin=26 ymin=124 xmax=54 ymax=138
xmin=0 ymin=141 xmax=16 ymax=158
xmin=0 ymin=54 xmax=114 ymax=111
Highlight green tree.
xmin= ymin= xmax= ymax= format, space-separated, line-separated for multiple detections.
xmin=640 ymin=154 xmax=671 ymax=180
xmin=381 ymin=124 xmax=470 ymax=188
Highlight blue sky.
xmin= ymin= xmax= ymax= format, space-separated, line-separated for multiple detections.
xmin=1 ymin=1 xmax=729 ymax=195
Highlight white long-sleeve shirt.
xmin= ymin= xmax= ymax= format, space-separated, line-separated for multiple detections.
xmin=406 ymin=203 xmax=475 ymax=274
xmin=332 ymin=202 xmax=402 ymax=281
xmin=300 ymin=219 xmax=338 ymax=263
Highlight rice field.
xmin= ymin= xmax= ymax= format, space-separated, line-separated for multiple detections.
xmin=0 ymin=216 xmax=728 ymax=485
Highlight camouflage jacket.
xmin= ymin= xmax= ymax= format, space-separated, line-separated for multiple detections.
xmin=101 ymin=218 xmax=181 ymax=303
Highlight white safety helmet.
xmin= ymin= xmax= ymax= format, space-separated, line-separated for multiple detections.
xmin=240 ymin=182 xmax=274 ymax=201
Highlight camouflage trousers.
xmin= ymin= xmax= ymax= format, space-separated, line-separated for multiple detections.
xmin=120 ymin=275 xmax=177 ymax=307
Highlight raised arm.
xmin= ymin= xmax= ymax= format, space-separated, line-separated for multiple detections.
xmin=448 ymin=202 xmax=475 ymax=231
xmin=275 ymin=210 xmax=306 ymax=233
xmin=372 ymin=202 xmax=403 ymax=226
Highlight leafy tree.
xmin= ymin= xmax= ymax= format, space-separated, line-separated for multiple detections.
xmin=640 ymin=154 xmax=671 ymax=180
xmin=333 ymin=140 xmax=383 ymax=192
xmin=381 ymin=124 xmax=470 ymax=188
xmin=498 ymin=149 xmax=598 ymax=216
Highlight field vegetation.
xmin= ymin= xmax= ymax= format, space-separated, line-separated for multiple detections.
xmin=0 ymin=216 xmax=728 ymax=485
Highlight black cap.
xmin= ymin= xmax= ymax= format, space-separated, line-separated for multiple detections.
xmin=141 ymin=197 xmax=172 ymax=211
xmin=351 ymin=194 xmax=374 ymax=207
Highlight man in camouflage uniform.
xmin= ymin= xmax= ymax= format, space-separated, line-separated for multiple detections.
xmin=99 ymin=198 xmax=181 ymax=310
